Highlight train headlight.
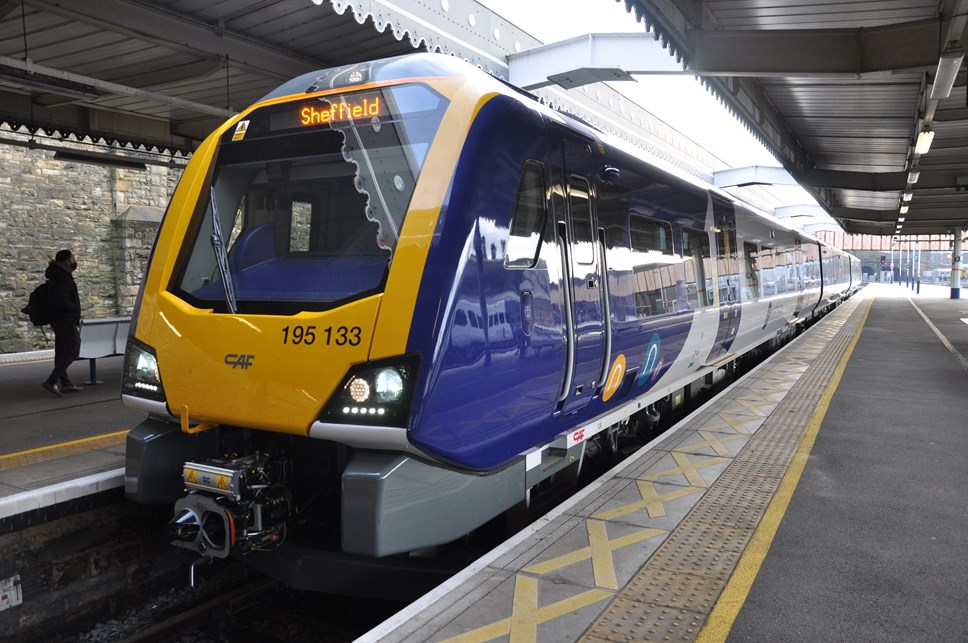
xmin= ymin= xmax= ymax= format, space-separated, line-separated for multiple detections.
xmin=121 ymin=337 xmax=167 ymax=402
xmin=348 ymin=376 xmax=371 ymax=403
xmin=374 ymin=368 xmax=404 ymax=402
xmin=319 ymin=356 xmax=419 ymax=427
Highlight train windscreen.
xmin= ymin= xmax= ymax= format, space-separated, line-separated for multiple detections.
xmin=170 ymin=83 xmax=450 ymax=314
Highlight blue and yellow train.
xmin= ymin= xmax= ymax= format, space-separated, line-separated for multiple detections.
xmin=123 ymin=53 xmax=861 ymax=590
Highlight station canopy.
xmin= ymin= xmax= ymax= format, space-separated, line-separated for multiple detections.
xmin=626 ymin=0 xmax=968 ymax=237
xmin=1 ymin=0 xmax=966 ymax=236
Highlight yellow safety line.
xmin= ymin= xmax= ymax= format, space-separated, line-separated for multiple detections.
xmin=0 ymin=358 xmax=52 ymax=366
xmin=0 ymin=430 xmax=129 ymax=461
xmin=696 ymin=297 xmax=873 ymax=642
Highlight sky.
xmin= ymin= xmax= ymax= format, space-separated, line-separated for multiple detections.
xmin=477 ymin=0 xmax=817 ymax=208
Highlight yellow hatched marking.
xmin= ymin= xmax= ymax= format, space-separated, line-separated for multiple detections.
xmin=756 ymin=375 xmax=797 ymax=389
xmin=593 ymin=481 xmax=704 ymax=521
xmin=720 ymin=397 xmax=770 ymax=417
xmin=524 ymin=520 xmax=666 ymax=590
xmin=676 ymin=430 xmax=749 ymax=458
xmin=509 ymin=574 xmax=540 ymax=642
xmin=747 ymin=384 xmax=787 ymax=400
xmin=735 ymin=391 xmax=778 ymax=406
xmin=441 ymin=575 xmax=612 ymax=643
xmin=640 ymin=451 xmax=731 ymax=487
xmin=699 ymin=413 xmax=762 ymax=435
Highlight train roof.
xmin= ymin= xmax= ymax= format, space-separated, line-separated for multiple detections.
xmin=255 ymin=52 xmax=848 ymax=256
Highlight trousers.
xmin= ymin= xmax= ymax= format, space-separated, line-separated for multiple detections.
xmin=46 ymin=319 xmax=81 ymax=385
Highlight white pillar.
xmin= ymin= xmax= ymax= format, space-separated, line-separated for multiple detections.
xmin=952 ymin=232 xmax=962 ymax=299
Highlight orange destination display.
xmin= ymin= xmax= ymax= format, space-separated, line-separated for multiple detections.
xmin=300 ymin=95 xmax=383 ymax=126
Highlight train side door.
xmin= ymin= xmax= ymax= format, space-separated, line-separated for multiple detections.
xmin=706 ymin=196 xmax=741 ymax=363
xmin=558 ymin=140 xmax=606 ymax=414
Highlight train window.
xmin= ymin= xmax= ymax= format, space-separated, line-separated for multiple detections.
xmin=743 ymin=242 xmax=760 ymax=299
xmin=289 ymin=199 xmax=313 ymax=252
xmin=681 ymin=226 xmax=710 ymax=309
xmin=774 ymin=246 xmax=788 ymax=294
xmin=759 ymin=246 xmax=775 ymax=296
xmin=787 ymin=249 xmax=800 ymax=291
xmin=170 ymin=82 xmax=451 ymax=314
xmin=569 ymin=177 xmax=595 ymax=264
xmin=630 ymin=215 xmax=679 ymax=317
xmin=505 ymin=161 xmax=546 ymax=268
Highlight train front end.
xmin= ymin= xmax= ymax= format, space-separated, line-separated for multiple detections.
xmin=121 ymin=55 xmax=497 ymax=569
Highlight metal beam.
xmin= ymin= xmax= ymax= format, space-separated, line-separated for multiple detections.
xmin=690 ymin=20 xmax=945 ymax=77
xmin=326 ymin=0 xmax=721 ymax=181
xmin=0 ymin=56 xmax=233 ymax=118
xmin=776 ymin=205 xmax=829 ymax=221
xmin=831 ymin=207 xmax=899 ymax=223
xmin=797 ymin=169 xmax=907 ymax=191
xmin=508 ymin=33 xmax=683 ymax=90
xmin=713 ymin=165 xmax=796 ymax=188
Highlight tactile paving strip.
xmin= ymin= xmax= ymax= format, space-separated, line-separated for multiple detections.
xmin=370 ymin=296 xmax=870 ymax=643
xmin=582 ymin=298 xmax=870 ymax=642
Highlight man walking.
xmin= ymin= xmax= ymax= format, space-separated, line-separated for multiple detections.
xmin=42 ymin=249 xmax=83 ymax=397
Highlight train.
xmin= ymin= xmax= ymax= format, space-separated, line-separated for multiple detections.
xmin=122 ymin=52 xmax=861 ymax=592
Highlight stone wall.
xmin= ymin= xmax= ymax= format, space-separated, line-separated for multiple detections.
xmin=0 ymin=141 xmax=181 ymax=353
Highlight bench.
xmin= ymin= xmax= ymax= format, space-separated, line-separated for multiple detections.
xmin=78 ymin=317 xmax=130 ymax=384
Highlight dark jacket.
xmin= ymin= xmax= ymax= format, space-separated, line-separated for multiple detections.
xmin=45 ymin=262 xmax=81 ymax=326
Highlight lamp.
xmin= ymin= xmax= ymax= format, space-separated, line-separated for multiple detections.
xmin=899 ymin=207 xmax=908 ymax=216
xmin=907 ymin=170 xmax=920 ymax=184
xmin=915 ymin=129 xmax=935 ymax=155
xmin=930 ymin=47 xmax=965 ymax=100
xmin=0 ymin=69 xmax=100 ymax=100
xmin=902 ymin=191 xmax=913 ymax=201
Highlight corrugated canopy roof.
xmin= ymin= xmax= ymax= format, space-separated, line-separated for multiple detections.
xmin=625 ymin=0 xmax=968 ymax=236
xmin=0 ymin=0 xmax=415 ymax=153
xmin=1 ymin=0 xmax=966 ymax=236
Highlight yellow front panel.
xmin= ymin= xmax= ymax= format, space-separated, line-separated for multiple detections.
xmin=131 ymin=73 xmax=508 ymax=434
xmin=152 ymin=292 xmax=380 ymax=435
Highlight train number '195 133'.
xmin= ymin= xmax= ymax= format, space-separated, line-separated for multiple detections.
xmin=282 ymin=325 xmax=362 ymax=346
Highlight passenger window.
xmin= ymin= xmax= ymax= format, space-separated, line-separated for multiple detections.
xmin=759 ymin=246 xmax=775 ymax=295
xmin=289 ymin=199 xmax=312 ymax=253
xmin=743 ymin=242 xmax=760 ymax=299
xmin=569 ymin=177 xmax=594 ymax=265
xmin=681 ymin=226 xmax=710 ymax=308
xmin=774 ymin=246 xmax=788 ymax=294
xmin=630 ymin=215 xmax=679 ymax=317
xmin=505 ymin=161 xmax=547 ymax=268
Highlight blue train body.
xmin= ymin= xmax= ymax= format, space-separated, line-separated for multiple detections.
xmin=122 ymin=53 xmax=860 ymax=587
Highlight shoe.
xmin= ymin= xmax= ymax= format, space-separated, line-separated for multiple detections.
xmin=61 ymin=384 xmax=84 ymax=393
xmin=42 ymin=381 xmax=63 ymax=397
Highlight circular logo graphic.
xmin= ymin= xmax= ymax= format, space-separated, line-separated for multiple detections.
xmin=602 ymin=354 xmax=627 ymax=402
xmin=637 ymin=333 xmax=663 ymax=385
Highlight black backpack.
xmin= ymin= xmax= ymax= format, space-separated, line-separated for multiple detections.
xmin=22 ymin=281 xmax=52 ymax=326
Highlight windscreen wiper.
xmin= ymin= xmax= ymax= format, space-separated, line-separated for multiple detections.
xmin=210 ymin=187 xmax=238 ymax=314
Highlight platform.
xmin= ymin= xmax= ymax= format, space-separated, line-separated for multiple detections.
xmin=0 ymin=352 xmax=138 ymax=520
xmin=3 ymin=284 xmax=967 ymax=640
xmin=361 ymin=282 xmax=968 ymax=642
